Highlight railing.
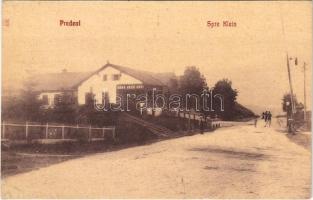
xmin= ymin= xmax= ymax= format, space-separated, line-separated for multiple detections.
xmin=175 ymin=111 xmax=221 ymax=129
xmin=1 ymin=121 xmax=116 ymax=143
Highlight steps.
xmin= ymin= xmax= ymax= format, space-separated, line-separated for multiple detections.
xmin=121 ymin=113 xmax=175 ymax=138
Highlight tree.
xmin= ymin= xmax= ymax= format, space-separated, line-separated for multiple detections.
xmin=179 ymin=66 xmax=208 ymax=111
xmin=43 ymin=91 xmax=79 ymax=124
xmin=212 ymin=79 xmax=238 ymax=120
xmin=20 ymin=81 xmax=43 ymax=120
xmin=282 ymin=93 xmax=306 ymax=132
xmin=167 ymin=78 xmax=179 ymax=94
xmin=2 ymin=80 xmax=42 ymax=121
xmin=282 ymin=93 xmax=299 ymax=113
xmin=282 ymin=93 xmax=304 ymax=119
xmin=282 ymin=93 xmax=293 ymax=113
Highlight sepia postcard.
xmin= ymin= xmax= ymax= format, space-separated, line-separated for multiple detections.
xmin=1 ymin=1 xmax=312 ymax=199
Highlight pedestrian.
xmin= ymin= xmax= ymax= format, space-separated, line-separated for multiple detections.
xmin=264 ymin=111 xmax=268 ymax=127
xmin=261 ymin=112 xmax=265 ymax=120
xmin=200 ymin=118 xmax=204 ymax=134
xmin=267 ymin=111 xmax=272 ymax=127
xmin=254 ymin=117 xmax=258 ymax=127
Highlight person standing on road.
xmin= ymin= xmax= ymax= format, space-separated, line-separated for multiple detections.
xmin=262 ymin=112 xmax=265 ymax=120
xmin=264 ymin=111 xmax=269 ymax=127
xmin=254 ymin=117 xmax=258 ymax=127
xmin=264 ymin=111 xmax=272 ymax=127
xmin=200 ymin=118 xmax=204 ymax=134
xmin=267 ymin=111 xmax=272 ymax=127
xmin=261 ymin=112 xmax=266 ymax=127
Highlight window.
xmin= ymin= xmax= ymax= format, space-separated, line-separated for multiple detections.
xmin=103 ymin=74 xmax=107 ymax=81
xmin=102 ymin=92 xmax=109 ymax=105
xmin=42 ymin=95 xmax=48 ymax=105
xmin=54 ymin=94 xmax=62 ymax=105
xmin=85 ymin=93 xmax=94 ymax=105
xmin=112 ymin=74 xmax=121 ymax=81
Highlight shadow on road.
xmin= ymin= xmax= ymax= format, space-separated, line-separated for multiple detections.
xmin=189 ymin=146 xmax=269 ymax=161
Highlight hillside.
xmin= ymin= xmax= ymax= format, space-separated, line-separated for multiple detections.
xmin=233 ymin=102 xmax=257 ymax=121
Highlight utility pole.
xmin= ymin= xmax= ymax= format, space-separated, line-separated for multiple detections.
xmin=286 ymin=54 xmax=296 ymax=114
xmin=286 ymin=54 xmax=296 ymax=133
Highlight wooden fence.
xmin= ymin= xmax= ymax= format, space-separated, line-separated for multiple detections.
xmin=1 ymin=121 xmax=115 ymax=143
xmin=175 ymin=111 xmax=221 ymax=129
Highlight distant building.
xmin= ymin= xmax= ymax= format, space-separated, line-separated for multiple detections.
xmin=32 ymin=63 xmax=176 ymax=109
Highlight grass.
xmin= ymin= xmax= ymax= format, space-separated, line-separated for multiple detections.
xmin=286 ymin=132 xmax=311 ymax=150
xmin=1 ymin=150 xmax=74 ymax=178
xmin=1 ymin=141 xmax=115 ymax=178
xmin=1 ymin=138 xmax=155 ymax=178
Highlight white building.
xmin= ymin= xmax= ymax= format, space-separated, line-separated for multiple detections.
xmin=33 ymin=63 xmax=176 ymax=108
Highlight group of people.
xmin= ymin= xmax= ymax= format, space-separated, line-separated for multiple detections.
xmin=262 ymin=111 xmax=272 ymax=127
xmin=254 ymin=111 xmax=272 ymax=128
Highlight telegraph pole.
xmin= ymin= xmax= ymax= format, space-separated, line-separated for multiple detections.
xmin=286 ymin=54 xmax=296 ymax=114
xmin=286 ymin=54 xmax=296 ymax=133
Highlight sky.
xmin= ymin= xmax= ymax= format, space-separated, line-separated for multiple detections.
xmin=2 ymin=1 xmax=312 ymax=114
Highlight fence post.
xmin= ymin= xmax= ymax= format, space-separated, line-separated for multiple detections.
xmin=208 ymin=119 xmax=212 ymax=130
xmin=102 ymin=128 xmax=105 ymax=139
xmin=2 ymin=121 xmax=5 ymax=139
xmin=62 ymin=125 xmax=65 ymax=139
xmin=112 ymin=127 xmax=116 ymax=141
xmin=88 ymin=125 xmax=91 ymax=142
xmin=188 ymin=112 xmax=191 ymax=131
xmin=45 ymin=123 xmax=49 ymax=139
xmin=25 ymin=121 xmax=29 ymax=140
xmin=193 ymin=114 xmax=196 ymax=129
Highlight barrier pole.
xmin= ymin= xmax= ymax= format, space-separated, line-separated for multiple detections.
xmin=112 ymin=127 xmax=116 ymax=141
xmin=89 ymin=125 xmax=91 ymax=142
xmin=45 ymin=123 xmax=49 ymax=139
xmin=62 ymin=125 xmax=65 ymax=139
xmin=26 ymin=122 xmax=29 ymax=140
xmin=2 ymin=121 xmax=5 ymax=139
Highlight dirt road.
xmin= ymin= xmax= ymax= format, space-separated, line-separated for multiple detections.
xmin=1 ymin=123 xmax=311 ymax=198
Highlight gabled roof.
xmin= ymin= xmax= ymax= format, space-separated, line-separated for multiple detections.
xmin=108 ymin=63 xmax=169 ymax=86
xmin=154 ymin=72 xmax=177 ymax=85
xmin=32 ymin=63 xmax=176 ymax=92
xmin=74 ymin=63 xmax=174 ymax=87
xmin=32 ymin=71 xmax=94 ymax=92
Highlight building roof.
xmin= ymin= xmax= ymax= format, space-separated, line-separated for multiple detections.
xmin=32 ymin=71 xmax=94 ymax=92
xmin=32 ymin=63 xmax=176 ymax=92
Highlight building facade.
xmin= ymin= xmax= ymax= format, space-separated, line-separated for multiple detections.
xmin=33 ymin=63 xmax=176 ymax=110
